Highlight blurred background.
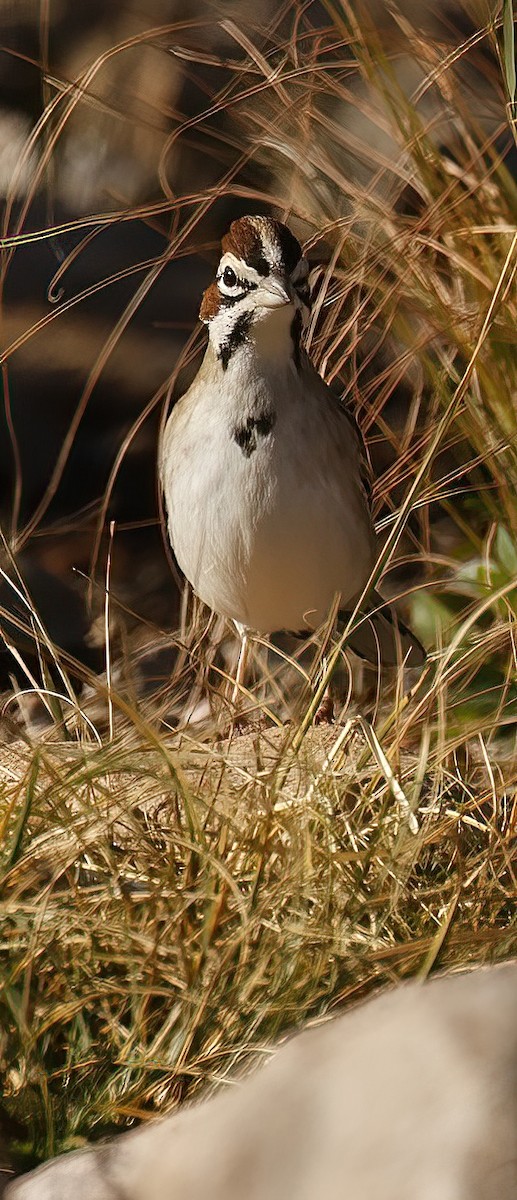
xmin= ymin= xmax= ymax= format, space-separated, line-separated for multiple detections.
xmin=0 ymin=0 xmax=516 ymax=726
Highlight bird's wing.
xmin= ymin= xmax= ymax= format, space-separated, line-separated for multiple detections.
xmin=304 ymin=354 xmax=374 ymax=510
xmin=339 ymin=400 xmax=374 ymax=511
xmin=320 ymin=379 xmax=424 ymax=666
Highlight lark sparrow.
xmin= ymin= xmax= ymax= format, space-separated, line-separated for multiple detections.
xmin=161 ymin=215 xmax=424 ymax=689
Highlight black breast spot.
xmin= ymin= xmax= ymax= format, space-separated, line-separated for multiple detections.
xmin=233 ymin=410 xmax=276 ymax=458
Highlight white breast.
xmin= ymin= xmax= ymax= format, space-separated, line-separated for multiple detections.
xmin=162 ymin=349 xmax=375 ymax=634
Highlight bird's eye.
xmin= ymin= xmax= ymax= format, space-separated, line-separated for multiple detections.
xmin=222 ymin=265 xmax=237 ymax=288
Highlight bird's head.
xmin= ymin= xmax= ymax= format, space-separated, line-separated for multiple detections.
xmin=199 ymin=216 xmax=310 ymax=368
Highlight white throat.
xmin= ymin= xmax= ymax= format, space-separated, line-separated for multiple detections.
xmin=209 ymin=302 xmax=298 ymax=374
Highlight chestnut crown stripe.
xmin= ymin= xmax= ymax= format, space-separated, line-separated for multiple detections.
xmin=222 ymin=221 xmax=270 ymax=277
xmin=221 ymin=216 xmax=304 ymax=278
xmin=199 ymin=216 xmax=307 ymax=324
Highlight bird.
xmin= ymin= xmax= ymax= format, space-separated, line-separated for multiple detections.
xmin=160 ymin=215 xmax=424 ymax=704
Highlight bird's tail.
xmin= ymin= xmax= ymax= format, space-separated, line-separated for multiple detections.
xmin=340 ymin=590 xmax=425 ymax=668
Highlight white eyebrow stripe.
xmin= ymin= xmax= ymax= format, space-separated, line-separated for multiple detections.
xmin=217 ymin=252 xmax=262 ymax=287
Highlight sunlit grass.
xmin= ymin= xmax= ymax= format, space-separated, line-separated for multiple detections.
xmin=2 ymin=679 xmax=516 ymax=1166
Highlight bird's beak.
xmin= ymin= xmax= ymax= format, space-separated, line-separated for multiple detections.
xmin=260 ymin=276 xmax=293 ymax=308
